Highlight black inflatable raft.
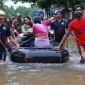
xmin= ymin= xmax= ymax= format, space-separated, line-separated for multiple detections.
xmin=7 ymin=33 xmax=69 ymax=63
xmin=9 ymin=47 xmax=69 ymax=63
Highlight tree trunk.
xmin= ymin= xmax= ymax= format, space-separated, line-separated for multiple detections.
xmin=63 ymin=0 xmax=69 ymax=11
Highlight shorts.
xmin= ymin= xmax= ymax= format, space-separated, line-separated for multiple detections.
xmin=0 ymin=53 xmax=6 ymax=61
xmin=78 ymin=44 xmax=85 ymax=53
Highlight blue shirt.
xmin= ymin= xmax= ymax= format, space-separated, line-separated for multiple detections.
xmin=50 ymin=19 xmax=67 ymax=42
xmin=0 ymin=23 xmax=11 ymax=53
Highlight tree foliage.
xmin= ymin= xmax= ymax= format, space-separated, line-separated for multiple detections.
xmin=0 ymin=0 xmax=7 ymax=8
xmin=12 ymin=0 xmax=38 ymax=3
xmin=3 ymin=3 xmax=39 ymax=19
xmin=15 ymin=6 xmax=38 ymax=18
xmin=2 ymin=5 xmax=12 ymax=19
xmin=11 ymin=0 xmax=85 ymax=19
xmin=12 ymin=0 xmax=85 ymax=9
xmin=2 ymin=0 xmax=85 ymax=19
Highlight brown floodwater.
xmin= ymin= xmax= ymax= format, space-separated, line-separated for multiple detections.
xmin=0 ymin=35 xmax=85 ymax=85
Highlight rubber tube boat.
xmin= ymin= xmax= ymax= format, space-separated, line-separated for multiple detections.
xmin=8 ymin=33 xmax=69 ymax=63
xmin=8 ymin=45 xmax=69 ymax=63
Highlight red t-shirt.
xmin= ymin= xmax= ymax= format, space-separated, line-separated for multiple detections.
xmin=5 ymin=20 xmax=12 ymax=28
xmin=68 ymin=16 xmax=85 ymax=45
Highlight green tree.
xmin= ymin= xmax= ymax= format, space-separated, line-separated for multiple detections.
xmin=14 ymin=4 xmax=39 ymax=19
xmin=0 ymin=0 xmax=7 ymax=8
xmin=12 ymin=0 xmax=85 ymax=9
xmin=12 ymin=0 xmax=85 ymax=19
xmin=10 ymin=6 xmax=15 ymax=16
xmin=2 ymin=5 xmax=12 ymax=19
xmin=15 ymin=6 xmax=32 ymax=17
xmin=12 ymin=0 xmax=38 ymax=3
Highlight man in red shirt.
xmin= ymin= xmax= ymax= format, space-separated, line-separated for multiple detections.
xmin=56 ymin=4 xmax=85 ymax=64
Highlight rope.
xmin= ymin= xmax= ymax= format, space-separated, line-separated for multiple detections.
xmin=0 ymin=39 xmax=8 ymax=54
xmin=25 ymin=54 xmax=27 ymax=63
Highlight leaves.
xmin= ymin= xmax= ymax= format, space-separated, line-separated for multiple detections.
xmin=2 ymin=0 xmax=85 ymax=19
xmin=2 ymin=3 xmax=39 ymax=19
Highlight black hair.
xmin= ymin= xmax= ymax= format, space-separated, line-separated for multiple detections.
xmin=74 ymin=4 xmax=82 ymax=10
xmin=25 ymin=16 xmax=31 ymax=21
xmin=23 ymin=16 xmax=31 ymax=24
xmin=39 ymin=12 xmax=44 ymax=15
xmin=52 ymin=13 xmax=56 ymax=16
xmin=27 ymin=21 xmax=33 ymax=27
xmin=56 ymin=11 xmax=62 ymax=15
xmin=33 ymin=16 xmax=41 ymax=24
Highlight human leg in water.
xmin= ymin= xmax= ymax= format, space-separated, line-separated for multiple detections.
xmin=80 ymin=52 xmax=85 ymax=64
xmin=0 ymin=53 xmax=6 ymax=63
xmin=78 ymin=44 xmax=85 ymax=64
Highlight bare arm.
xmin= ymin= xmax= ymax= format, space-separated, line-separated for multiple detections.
xmin=21 ymin=28 xmax=28 ymax=34
xmin=9 ymin=36 xmax=19 ymax=49
xmin=49 ymin=16 xmax=55 ymax=21
xmin=50 ymin=17 xmax=55 ymax=30
xmin=71 ymin=31 xmax=76 ymax=39
xmin=10 ymin=27 xmax=16 ymax=39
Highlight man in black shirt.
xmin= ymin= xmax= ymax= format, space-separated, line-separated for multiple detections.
xmin=50 ymin=11 xmax=67 ymax=47
xmin=0 ymin=10 xmax=19 ymax=63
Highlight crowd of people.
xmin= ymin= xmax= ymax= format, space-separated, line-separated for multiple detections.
xmin=0 ymin=4 xmax=85 ymax=64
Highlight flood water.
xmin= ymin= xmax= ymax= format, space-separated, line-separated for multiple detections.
xmin=0 ymin=35 xmax=85 ymax=85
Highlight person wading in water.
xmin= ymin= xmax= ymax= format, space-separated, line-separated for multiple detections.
xmin=55 ymin=4 xmax=85 ymax=64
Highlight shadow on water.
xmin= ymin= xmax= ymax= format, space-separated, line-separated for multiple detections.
xmin=0 ymin=35 xmax=85 ymax=85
